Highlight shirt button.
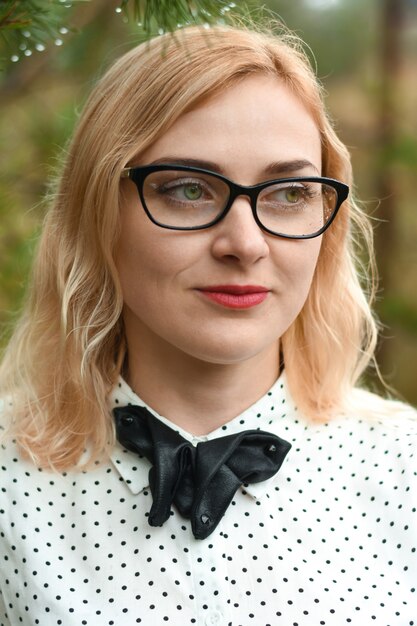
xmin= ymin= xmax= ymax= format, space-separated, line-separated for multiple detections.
xmin=205 ymin=611 xmax=223 ymax=625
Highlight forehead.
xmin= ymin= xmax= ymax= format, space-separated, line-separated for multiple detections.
xmin=138 ymin=74 xmax=322 ymax=181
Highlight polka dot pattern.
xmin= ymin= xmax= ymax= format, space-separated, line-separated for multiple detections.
xmin=1 ymin=374 xmax=416 ymax=625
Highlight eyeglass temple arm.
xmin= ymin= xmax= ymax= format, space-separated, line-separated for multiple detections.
xmin=120 ymin=168 xmax=131 ymax=178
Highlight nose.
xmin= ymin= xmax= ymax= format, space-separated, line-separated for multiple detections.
xmin=210 ymin=196 xmax=269 ymax=266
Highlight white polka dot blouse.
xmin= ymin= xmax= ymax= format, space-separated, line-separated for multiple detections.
xmin=1 ymin=373 xmax=416 ymax=626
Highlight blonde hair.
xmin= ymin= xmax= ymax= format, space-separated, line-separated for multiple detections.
xmin=0 ymin=24 xmax=377 ymax=470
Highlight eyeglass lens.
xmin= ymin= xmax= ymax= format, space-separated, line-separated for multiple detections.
xmin=142 ymin=169 xmax=338 ymax=237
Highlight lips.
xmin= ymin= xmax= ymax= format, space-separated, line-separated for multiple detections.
xmin=197 ymin=285 xmax=270 ymax=309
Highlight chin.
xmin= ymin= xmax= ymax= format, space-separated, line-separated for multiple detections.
xmin=178 ymin=334 xmax=280 ymax=366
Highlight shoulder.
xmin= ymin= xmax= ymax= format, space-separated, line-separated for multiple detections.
xmin=345 ymin=386 xmax=417 ymax=430
xmin=0 ymin=396 xmax=43 ymax=482
xmin=0 ymin=395 xmax=15 ymax=449
xmin=333 ymin=387 xmax=417 ymax=448
xmin=0 ymin=396 xmax=26 ymax=474
xmin=293 ymin=390 xmax=417 ymax=510
xmin=316 ymin=388 xmax=417 ymax=469
xmin=299 ymin=388 xmax=417 ymax=468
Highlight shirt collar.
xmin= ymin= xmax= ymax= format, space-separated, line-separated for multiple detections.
xmin=108 ymin=372 xmax=295 ymax=500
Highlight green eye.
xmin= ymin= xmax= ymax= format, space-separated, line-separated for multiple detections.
xmin=184 ymin=184 xmax=203 ymax=200
xmin=285 ymin=188 xmax=302 ymax=203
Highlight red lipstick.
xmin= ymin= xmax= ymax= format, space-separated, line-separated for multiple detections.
xmin=197 ymin=285 xmax=269 ymax=309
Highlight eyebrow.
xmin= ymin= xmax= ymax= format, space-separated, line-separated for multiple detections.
xmin=147 ymin=156 xmax=320 ymax=176
xmin=264 ymin=160 xmax=320 ymax=176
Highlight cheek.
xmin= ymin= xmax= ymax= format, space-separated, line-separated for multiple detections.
xmin=117 ymin=189 xmax=169 ymax=282
xmin=115 ymin=202 xmax=201 ymax=305
xmin=115 ymin=202 xmax=162 ymax=306
xmin=298 ymin=239 xmax=322 ymax=285
xmin=115 ymin=232 xmax=175 ymax=304
xmin=276 ymin=237 xmax=322 ymax=288
xmin=273 ymin=238 xmax=322 ymax=304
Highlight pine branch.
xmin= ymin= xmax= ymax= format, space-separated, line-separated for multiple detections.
xmin=0 ymin=0 xmax=77 ymax=65
xmin=119 ymin=0 xmax=244 ymax=36
xmin=0 ymin=0 xmax=247 ymax=68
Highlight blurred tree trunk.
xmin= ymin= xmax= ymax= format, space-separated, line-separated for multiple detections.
xmin=375 ymin=0 xmax=405 ymax=370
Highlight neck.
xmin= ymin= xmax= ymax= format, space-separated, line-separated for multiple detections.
xmin=123 ymin=329 xmax=280 ymax=436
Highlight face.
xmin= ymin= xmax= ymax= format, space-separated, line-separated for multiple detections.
xmin=116 ymin=74 xmax=322 ymax=368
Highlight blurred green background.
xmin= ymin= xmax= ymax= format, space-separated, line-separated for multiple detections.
xmin=0 ymin=0 xmax=416 ymax=405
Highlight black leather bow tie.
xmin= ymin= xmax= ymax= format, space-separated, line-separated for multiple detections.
xmin=113 ymin=405 xmax=291 ymax=539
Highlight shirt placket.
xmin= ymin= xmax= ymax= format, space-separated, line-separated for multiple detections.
xmin=189 ymin=518 xmax=233 ymax=626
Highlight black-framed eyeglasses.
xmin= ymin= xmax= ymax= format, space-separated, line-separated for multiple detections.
xmin=121 ymin=164 xmax=349 ymax=239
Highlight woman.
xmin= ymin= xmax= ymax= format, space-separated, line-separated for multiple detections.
xmin=0 ymin=23 xmax=416 ymax=626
